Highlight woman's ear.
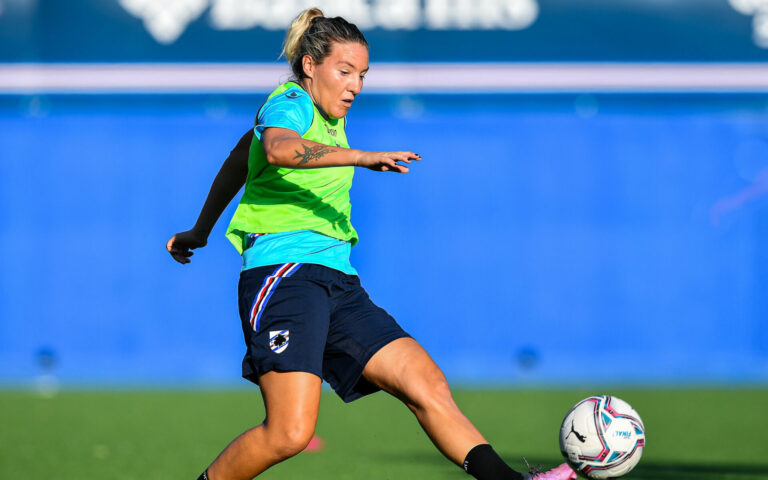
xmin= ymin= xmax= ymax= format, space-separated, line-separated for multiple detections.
xmin=302 ymin=54 xmax=315 ymax=80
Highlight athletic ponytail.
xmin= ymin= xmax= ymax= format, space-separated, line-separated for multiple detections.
xmin=281 ymin=8 xmax=324 ymax=68
xmin=281 ymin=8 xmax=368 ymax=81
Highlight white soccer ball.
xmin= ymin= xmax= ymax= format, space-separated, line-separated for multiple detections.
xmin=559 ymin=395 xmax=645 ymax=479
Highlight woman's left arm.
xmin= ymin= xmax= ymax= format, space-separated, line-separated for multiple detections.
xmin=262 ymin=127 xmax=420 ymax=172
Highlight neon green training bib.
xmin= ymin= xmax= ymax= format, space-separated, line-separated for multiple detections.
xmin=226 ymin=82 xmax=358 ymax=254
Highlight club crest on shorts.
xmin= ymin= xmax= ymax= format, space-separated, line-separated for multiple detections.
xmin=269 ymin=330 xmax=290 ymax=354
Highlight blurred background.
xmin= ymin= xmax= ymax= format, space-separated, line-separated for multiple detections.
xmin=2 ymin=0 xmax=768 ymax=390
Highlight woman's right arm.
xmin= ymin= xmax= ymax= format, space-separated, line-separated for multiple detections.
xmin=166 ymin=129 xmax=252 ymax=264
xmin=262 ymin=127 xmax=420 ymax=173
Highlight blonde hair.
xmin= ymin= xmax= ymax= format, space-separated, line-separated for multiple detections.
xmin=281 ymin=8 xmax=368 ymax=81
xmin=281 ymin=8 xmax=325 ymax=67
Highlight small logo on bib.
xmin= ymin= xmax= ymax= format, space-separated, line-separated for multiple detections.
xmin=285 ymin=91 xmax=301 ymax=99
xmin=269 ymin=330 xmax=290 ymax=354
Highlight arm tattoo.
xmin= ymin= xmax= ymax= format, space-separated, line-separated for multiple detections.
xmin=293 ymin=144 xmax=335 ymax=165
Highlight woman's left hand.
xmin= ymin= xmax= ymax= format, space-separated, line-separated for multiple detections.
xmin=356 ymin=151 xmax=421 ymax=173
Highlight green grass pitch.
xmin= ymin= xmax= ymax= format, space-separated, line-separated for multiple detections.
xmin=1 ymin=389 xmax=766 ymax=479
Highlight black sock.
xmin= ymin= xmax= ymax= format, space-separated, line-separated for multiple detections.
xmin=463 ymin=444 xmax=525 ymax=480
xmin=196 ymin=469 xmax=209 ymax=480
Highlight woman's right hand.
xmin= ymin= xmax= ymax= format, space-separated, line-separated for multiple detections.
xmin=356 ymin=151 xmax=421 ymax=173
xmin=166 ymin=229 xmax=208 ymax=264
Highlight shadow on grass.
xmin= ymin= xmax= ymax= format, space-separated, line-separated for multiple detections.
xmin=511 ymin=457 xmax=768 ymax=480
xmin=374 ymin=453 xmax=768 ymax=479
xmin=502 ymin=455 xmax=768 ymax=480
xmin=624 ymin=461 xmax=768 ymax=479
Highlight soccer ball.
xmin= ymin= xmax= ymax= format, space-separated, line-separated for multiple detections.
xmin=559 ymin=395 xmax=645 ymax=479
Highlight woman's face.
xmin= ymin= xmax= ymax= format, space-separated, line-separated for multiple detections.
xmin=302 ymin=41 xmax=369 ymax=120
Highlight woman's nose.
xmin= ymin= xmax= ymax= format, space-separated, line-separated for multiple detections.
xmin=350 ymin=77 xmax=362 ymax=95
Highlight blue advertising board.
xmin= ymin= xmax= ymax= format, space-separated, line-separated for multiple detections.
xmin=2 ymin=92 xmax=768 ymax=386
xmin=1 ymin=0 xmax=768 ymax=62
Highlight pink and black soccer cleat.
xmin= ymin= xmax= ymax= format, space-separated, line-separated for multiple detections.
xmin=524 ymin=462 xmax=578 ymax=480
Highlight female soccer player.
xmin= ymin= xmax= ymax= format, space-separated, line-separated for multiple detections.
xmin=166 ymin=8 xmax=577 ymax=480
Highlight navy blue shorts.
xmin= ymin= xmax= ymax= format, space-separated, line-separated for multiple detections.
xmin=238 ymin=263 xmax=410 ymax=403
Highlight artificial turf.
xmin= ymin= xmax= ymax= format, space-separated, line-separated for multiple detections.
xmin=1 ymin=389 xmax=766 ymax=479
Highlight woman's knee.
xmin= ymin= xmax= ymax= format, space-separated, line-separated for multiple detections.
xmin=264 ymin=420 xmax=316 ymax=459
xmin=407 ymin=366 xmax=457 ymax=413
xmin=258 ymin=371 xmax=321 ymax=459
